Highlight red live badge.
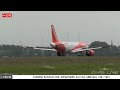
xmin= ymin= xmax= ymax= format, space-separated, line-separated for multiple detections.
xmin=2 ymin=13 xmax=12 ymax=18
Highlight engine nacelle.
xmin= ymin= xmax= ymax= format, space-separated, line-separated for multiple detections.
xmin=86 ymin=49 xmax=95 ymax=56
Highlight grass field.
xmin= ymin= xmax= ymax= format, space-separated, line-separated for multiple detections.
xmin=0 ymin=56 xmax=120 ymax=75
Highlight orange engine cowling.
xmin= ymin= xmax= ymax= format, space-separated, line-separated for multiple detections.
xmin=86 ymin=49 xmax=95 ymax=56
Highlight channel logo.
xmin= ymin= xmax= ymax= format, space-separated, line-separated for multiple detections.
xmin=2 ymin=13 xmax=12 ymax=18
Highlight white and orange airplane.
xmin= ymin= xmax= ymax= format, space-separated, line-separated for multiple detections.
xmin=35 ymin=25 xmax=109 ymax=56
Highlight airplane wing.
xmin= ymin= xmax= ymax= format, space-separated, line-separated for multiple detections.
xmin=34 ymin=47 xmax=57 ymax=51
xmin=71 ymin=45 xmax=110 ymax=53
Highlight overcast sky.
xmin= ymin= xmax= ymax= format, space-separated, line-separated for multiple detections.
xmin=0 ymin=11 xmax=120 ymax=47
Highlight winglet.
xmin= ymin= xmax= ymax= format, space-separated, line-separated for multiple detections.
xmin=51 ymin=25 xmax=59 ymax=42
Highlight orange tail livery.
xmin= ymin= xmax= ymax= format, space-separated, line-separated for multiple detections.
xmin=51 ymin=25 xmax=59 ymax=43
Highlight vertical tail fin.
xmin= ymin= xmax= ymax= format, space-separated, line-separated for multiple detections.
xmin=51 ymin=25 xmax=59 ymax=42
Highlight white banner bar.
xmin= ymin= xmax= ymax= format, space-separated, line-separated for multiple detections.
xmin=12 ymin=75 xmax=120 ymax=79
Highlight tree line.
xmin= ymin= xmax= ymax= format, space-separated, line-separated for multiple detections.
xmin=0 ymin=41 xmax=120 ymax=57
xmin=89 ymin=41 xmax=120 ymax=56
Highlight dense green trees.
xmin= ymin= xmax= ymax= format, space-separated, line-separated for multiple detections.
xmin=89 ymin=41 xmax=120 ymax=56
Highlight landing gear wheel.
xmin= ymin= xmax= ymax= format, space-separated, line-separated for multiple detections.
xmin=57 ymin=52 xmax=61 ymax=56
xmin=57 ymin=52 xmax=65 ymax=56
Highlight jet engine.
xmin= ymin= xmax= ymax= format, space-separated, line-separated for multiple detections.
xmin=86 ymin=49 xmax=95 ymax=56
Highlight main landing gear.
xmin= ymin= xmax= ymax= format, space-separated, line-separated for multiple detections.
xmin=57 ymin=52 xmax=65 ymax=56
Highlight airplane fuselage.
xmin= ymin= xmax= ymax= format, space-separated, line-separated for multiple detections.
xmin=50 ymin=41 xmax=88 ymax=53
